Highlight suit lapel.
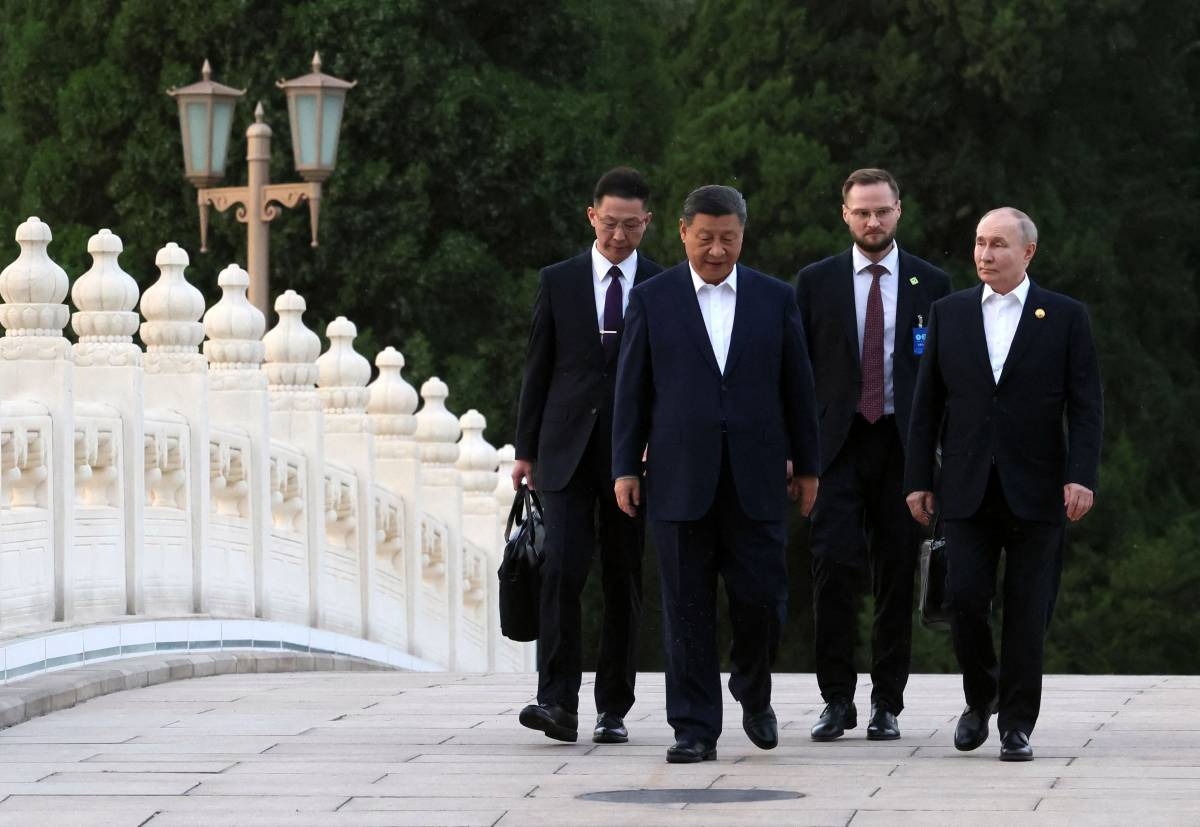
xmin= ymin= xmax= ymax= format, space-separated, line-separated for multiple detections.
xmin=966 ymin=284 xmax=996 ymax=386
xmin=722 ymin=268 xmax=750 ymax=378
xmin=836 ymin=250 xmax=860 ymax=358
xmin=893 ymin=251 xmax=917 ymax=357
xmin=568 ymin=254 xmax=604 ymax=366
xmin=673 ymin=267 xmax=723 ymax=377
xmin=997 ymin=280 xmax=1041 ymax=386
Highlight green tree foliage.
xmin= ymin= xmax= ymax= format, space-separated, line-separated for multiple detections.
xmin=654 ymin=0 xmax=1200 ymax=674
xmin=1 ymin=0 xmax=1196 ymax=674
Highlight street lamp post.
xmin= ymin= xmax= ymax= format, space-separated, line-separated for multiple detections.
xmin=168 ymin=54 xmax=355 ymax=316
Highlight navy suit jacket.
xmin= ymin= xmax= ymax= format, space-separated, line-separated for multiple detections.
xmin=612 ymin=262 xmax=820 ymax=522
xmin=795 ymin=248 xmax=950 ymax=473
xmin=515 ymin=251 xmax=661 ymax=492
xmin=904 ymin=280 xmax=1104 ymax=523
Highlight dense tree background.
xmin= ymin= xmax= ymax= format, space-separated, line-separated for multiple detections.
xmin=1 ymin=0 xmax=1197 ymax=674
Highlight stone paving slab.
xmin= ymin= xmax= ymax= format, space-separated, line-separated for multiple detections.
xmin=0 ymin=671 xmax=1196 ymax=825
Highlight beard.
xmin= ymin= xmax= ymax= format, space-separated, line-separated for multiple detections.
xmin=851 ymin=227 xmax=896 ymax=254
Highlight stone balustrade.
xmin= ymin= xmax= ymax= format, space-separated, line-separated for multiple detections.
xmin=0 ymin=217 xmax=532 ymax=673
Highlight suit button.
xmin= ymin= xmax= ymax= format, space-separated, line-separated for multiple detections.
xmin=721 ymin=384 xmax=728 ymax=391
xmin=590 ymin=407 xmax=598 ymax=415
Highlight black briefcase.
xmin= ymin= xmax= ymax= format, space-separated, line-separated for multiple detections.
xmin=497 ymin=482 xmax=545 ymax=642
xmin=918 ymin=525 xmax=951 ymax=631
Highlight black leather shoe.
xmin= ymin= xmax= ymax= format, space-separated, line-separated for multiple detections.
xmin=742 ymin=705 xmax=778 ymax=750
xmin=999 ymin=730 xmax=1033 ymax=762
xmin=866 ymin=705 xmax=900 ymax=741
xmin=592 ymin=712 xmax=628 ymax=744
xmin=953 ymin=705 xmax=992 ymax=752
xmin=666 ymin=738 xmax=717 ymax=763
xmin=811 ymin=700 xmax=857 ymax=741
xmin=518 ymin=703 xmax=578 ymax=742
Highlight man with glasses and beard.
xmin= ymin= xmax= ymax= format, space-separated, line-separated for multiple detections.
xmin=794 ymin=169 xmax=950 ymax=743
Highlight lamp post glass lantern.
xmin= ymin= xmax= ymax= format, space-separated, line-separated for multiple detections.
xmin=168 ymin=54 xmax=355 ymax=317
xmin=167 ymin=60 xmax=245 ymax=187
xmin=279 ymin=52 xmax=357 ymax=183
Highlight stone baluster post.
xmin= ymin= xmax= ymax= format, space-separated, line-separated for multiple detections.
xmin=316 ymin=316 xmax=375 ymax=639
xmin=0 ymin=217 xmax=74 ymax=623
xmin=412 ymin=377 xmax=462 ymax=668
xmin=263 ymin=290 xmax=324 ymax=627
xmin=71 ymin=229 xmax=143 ymax=617
xmin=202 ymin=264 xmax=269 ymax=616
xmin=366 ymin=346 xmax=419 ymax=646
xmin=140 ymin=242 xmax=209 ymax=613
xmin=456 ymin=409 xmax=499 ymax=669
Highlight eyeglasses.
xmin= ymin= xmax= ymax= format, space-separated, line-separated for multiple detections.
xmin=846 ymin=207 xmax=898 ymax=222
xmin=597 ymin=217 xmax=647 ymax=233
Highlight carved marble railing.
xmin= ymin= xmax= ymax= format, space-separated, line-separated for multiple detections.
xmin=0 ymin=218 xmax=533 ymax=672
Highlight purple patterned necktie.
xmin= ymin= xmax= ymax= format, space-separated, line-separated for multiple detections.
xmin=602 ymin=266 xmax=623 ymax=360
xmin=858 ymin=263 xmax=886 ymax=423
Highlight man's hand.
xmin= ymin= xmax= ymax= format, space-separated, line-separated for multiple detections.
xmin=614 ymin=477 xmax=640 ymax=517
xmin=789 ymin=474 xmax=819 ymax=517
xmin=906 ymin=491 xmax=935 ymax=526
xmin=511 ymin=459 xmax=534 ymax=491
xmin=1064 ymin=483 xmax=1094 ymax=522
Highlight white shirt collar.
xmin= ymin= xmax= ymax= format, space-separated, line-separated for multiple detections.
xmin=592 ymin=243 xmax=637 ymax=284
xmin=851 ymin=242 xmax=900 ymax=277
xmin=981 ymin=274 xmax=1031 ymax=306
xmin=689 ymin=263 xmax=738 ymax=293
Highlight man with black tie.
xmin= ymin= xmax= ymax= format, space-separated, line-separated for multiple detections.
xmin=513 ymin=167 xmax=661 ymax=744
xmin=905 ymin=207 xmax=1103 ymax=761
xmin=794 ymin=169 xmax=950 ymax=742
xmin=613 ymin=185 xmax=820 ymax=763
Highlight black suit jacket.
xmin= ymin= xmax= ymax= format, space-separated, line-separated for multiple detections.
xmin=612 ymin=263 xmax=820 ymax=522
xmin=795 ymin=248 xmax=951 ymax=473
xmin=515 ymin=251 xmax=661 ymax=492
xmin=904 ymin=280 xmax=1104 ymax=523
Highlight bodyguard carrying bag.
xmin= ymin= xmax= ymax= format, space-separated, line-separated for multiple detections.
xmin=918 ymin=517 xmax=951 ymax=631
xmin=498 ymin=482 xmax=545 ymax=642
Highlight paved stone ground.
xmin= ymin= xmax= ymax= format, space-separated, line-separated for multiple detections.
xmin=0 ymin=670 xmax=1195 ymax=826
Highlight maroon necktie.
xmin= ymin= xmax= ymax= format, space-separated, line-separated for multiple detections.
xmin=858 ymin=264 xmax=886 ymax=423
xmin=602 ymin=266 xmax=623 ymax=360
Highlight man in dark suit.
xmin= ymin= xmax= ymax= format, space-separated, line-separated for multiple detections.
xmin=613 ymin=185 xmax=820 ymax=763
xmin=512 ymin=167 xmax=662 ymax=744
xmin=795 ymin=168 xmax=951 ymax=742
xmin=905 ymin=207 xmax=1103 ymax=761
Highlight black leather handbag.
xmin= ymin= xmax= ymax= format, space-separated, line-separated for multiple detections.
xmin=919 ymin=518 xmax=951 ymax=631
xmin=498 ymin=482 xmax=545 ymax=642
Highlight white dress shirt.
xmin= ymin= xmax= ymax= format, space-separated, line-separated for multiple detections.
xmin=690 ymin=264 xmax=737 ymax=373
xmin=851 ymin=244 xmax=900 ymax=415
xmin=981 ymin=275 xmax=1030 ymax=382
xmin=591 ymin=243 xmax=636 ymax=333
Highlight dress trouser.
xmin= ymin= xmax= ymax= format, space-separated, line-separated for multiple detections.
xmin=536 ymin=427 xmax=643 ymax=716
xmin=945 ymin=467 xmax=1064 ymax=737
xmin=810 ymin=414 xmax=918 ymax=713
xmin=652 ymin=438 xmax=788 ymax=744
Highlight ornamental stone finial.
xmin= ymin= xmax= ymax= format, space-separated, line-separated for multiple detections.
xmin=0 ymin=217 xmax=71 ymax=348
xmin=263 ymin=290 xmax=321 ymax=390
xmin=140 ymin=242 xmax=205 ymax=353
xmin=494 ymin=443 xmax=516 ymax=505
xmin=316 ymin=315 xmax=371 ymax=417
xmin=203 ymin=264 xmax=266 ymax=383
xmin=368 ymin=346 xmax=418 ymax=453
xmin=457 ymin=409 xmax=498 ymax=496
xmin=414 ymin=376 xmax=461 ymax=470
xmin=71 ymin=230 xmax=141 ymax=366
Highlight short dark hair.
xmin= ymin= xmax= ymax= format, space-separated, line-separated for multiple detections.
xmin=681 ymin=185 xmax=748 ymax=226
xmin=593 ymin=167 xmax=650 ymax=206
xmin=842 ymin=168 xmax=900 ymax=201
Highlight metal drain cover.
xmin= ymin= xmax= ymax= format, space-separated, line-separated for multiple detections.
xmin=579 ymin=788 xmax=805 ymax=805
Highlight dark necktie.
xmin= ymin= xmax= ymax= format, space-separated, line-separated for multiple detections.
xmin=602 ymin=266 xmax=624 ymax=360
xmin=858 ymin=263 xmax=886 ymax=423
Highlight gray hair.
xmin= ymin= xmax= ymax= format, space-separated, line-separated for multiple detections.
xmin=681 ymin=185 xmax=748 ymax=226
xmin=980 ymin=207 xmax=1038 ymax=245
